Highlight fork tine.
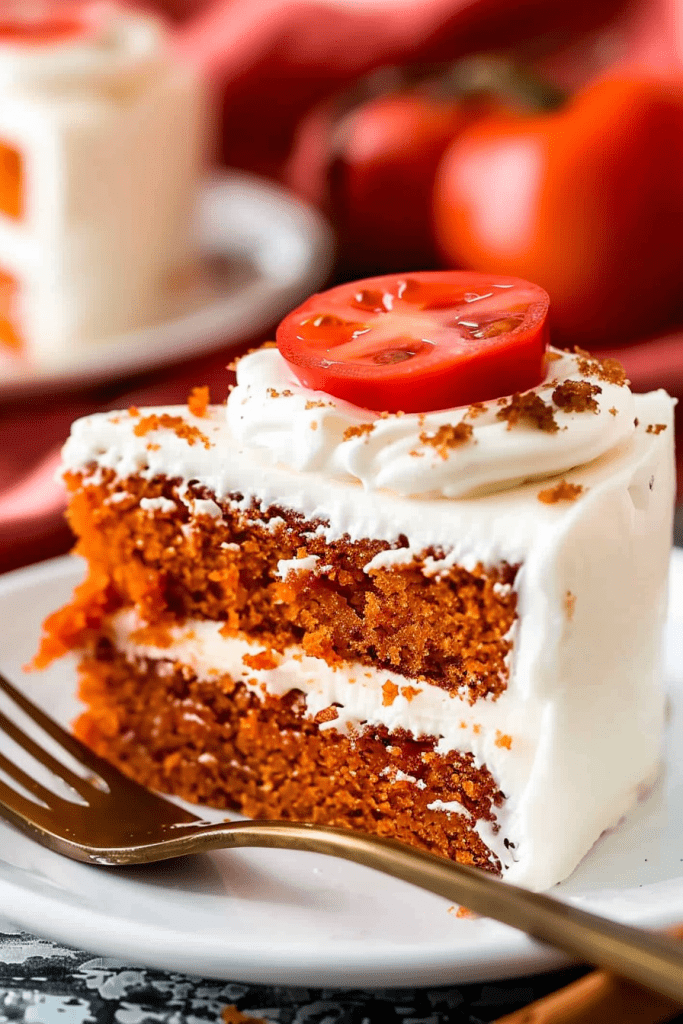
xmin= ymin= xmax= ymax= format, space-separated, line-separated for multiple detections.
xmin=0 ymin=705 xmax=103 ymax=802
xmin=0 ymin=749 xmax=76 ymax=810
xmin=0 ymin=671 xmax=123 ymax=789
xmin=0 ymin=775 xmax=56 ymax=830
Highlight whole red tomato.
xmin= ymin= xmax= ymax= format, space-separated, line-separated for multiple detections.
xmin=287 ymin=90 xmax=503 ymax=274
xmin=434 ymin=76 xmax=683 ymax=347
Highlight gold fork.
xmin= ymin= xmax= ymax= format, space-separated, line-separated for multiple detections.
xmin=0 ymin=670 xmax=682 ymax=1004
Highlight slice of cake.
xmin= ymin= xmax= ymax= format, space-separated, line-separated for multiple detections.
xmin=35 ymin=272 xmax=675 ymax=891
xmin=0 ymin=2 xmax=203 ymax=366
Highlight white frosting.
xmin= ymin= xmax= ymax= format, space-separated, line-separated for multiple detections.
xmin=276 ymin=554 xmax=320 ymax=578
xmin=226 ymin=348 xmax=635 ymax=498
xmin=139 ymin=496 xmax=176 ymax=514
xmin=0 ymin=5 xmax=203 ymax=366
xmin=59 ymin=364 xmax=676 ymax=889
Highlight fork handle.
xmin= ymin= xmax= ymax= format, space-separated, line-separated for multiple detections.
xmin=120 ymin=819 xmax=683 ymax=1005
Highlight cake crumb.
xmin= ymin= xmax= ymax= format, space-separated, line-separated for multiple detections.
xmin=401 ymin=685 xmax=422 ymax=702
xmin=495 ymin=731 xmax=512 ymax=749
xmin=382 ymin=680 xmax=400 ymax=706
xmin=187 ymin=385 xmax=210 ymax=417
xmin=306 ymin=399 xmax=330 ymax=410
xmin=242 ymin=650 xmax=280 ymax=671
xmin=552 ymin=379 xmax=602 ymax=413
xmin=343 ymin=422 xmax=375 ymax=441
xmin=574 ymin=348 xmax=628 ymax=386
xmin=310 ymin=421 xmax=318 ymax=431
xmin=497 ymin=392 xmax=558 ymax=432
xmin=313 ymin=705 xmax=339 ymax=725
xmin=420 ymin=421 xmax=474 ymax=458
xmin=647 ymin=423 xmax=667 ymax=434
xmin=450 ymin=905 xmax=478 ymax=919
xmin=609 ymin=407 xmax=618 ymax=416
xmin=222 ymin=1006 xmax=271 ymax=1024
xmin=146 ymin=443 xmax=160 ymax=452
xmin=565 ymin=590 xmax=577 ymax=621
xmin=128 ymin=406 xmax=140 ymax=418
xmin=546 ymin=350 xmax=562 ymax=362
xmin=538 ymin=480 xmax=585 ymax=504
xmin=133 ymin=414 xmax=211 ymax=449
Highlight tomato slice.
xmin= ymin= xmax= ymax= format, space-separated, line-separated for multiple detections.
xmin=276 ymin=272 xmax=550 ymax=413
xmin=0 ymin=2 xmax=100 ymax=44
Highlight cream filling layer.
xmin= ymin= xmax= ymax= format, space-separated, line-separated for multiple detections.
xmin=111 ymin=609 xmax=522 ymax=868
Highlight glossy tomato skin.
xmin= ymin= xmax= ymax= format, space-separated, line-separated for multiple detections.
xmin=332 ymin=93 xmax=498 ymax=273
xmin=277 ymin=271 xmax=549 ymax=413
xmin=434 ymin=76 xmax=683 ymax=348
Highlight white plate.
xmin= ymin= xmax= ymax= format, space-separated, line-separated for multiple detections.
xmin=0 ymin=172 xmax=334 ymax=399
xmin=0 ymin=553 xmax=681 ymax=987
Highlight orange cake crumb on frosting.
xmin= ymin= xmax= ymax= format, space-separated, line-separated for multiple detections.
xmin=537 ymin=480 xmax=585 ymax=504
xmin=187 ymin=385 xmax=210 ymax=418
xmin=133 ymin=414 xmax=211 ymax=449
xmin=419 ymin=422 xmax=474 ymax=457
xmin=342 ymin=422 xmax=375 ymax=441
xmin=573 ymin=348 xmax=628 ymax=386
xmin=551 ymin=379 xmax=601 ymax=413
xmin=496 ymin=392 xmax=558 ymax=433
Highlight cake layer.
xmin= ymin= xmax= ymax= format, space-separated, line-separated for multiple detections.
xmin=74 ymin=647 xmax=503 ymax=874
xmin=50 ymin=469 xmax=517 ymax=699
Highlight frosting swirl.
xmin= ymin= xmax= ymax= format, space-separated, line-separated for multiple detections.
xmin=226 ymin=348 xmax=635 ymax=498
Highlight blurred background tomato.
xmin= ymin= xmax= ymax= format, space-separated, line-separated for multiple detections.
xmin=164 ymin=0 xmax=683 ymax=352
xmin=434 ymin=75 xmax=683 ymax=348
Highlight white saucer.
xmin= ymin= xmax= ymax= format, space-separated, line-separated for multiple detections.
xmin=0 ymin=551 xmax=681 ymax=987
xmin=0 ymin=172 xmax=334 ymax=399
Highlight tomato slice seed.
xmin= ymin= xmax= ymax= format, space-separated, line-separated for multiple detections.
xmin=352 ymin=289 xmax=392 ymax=312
